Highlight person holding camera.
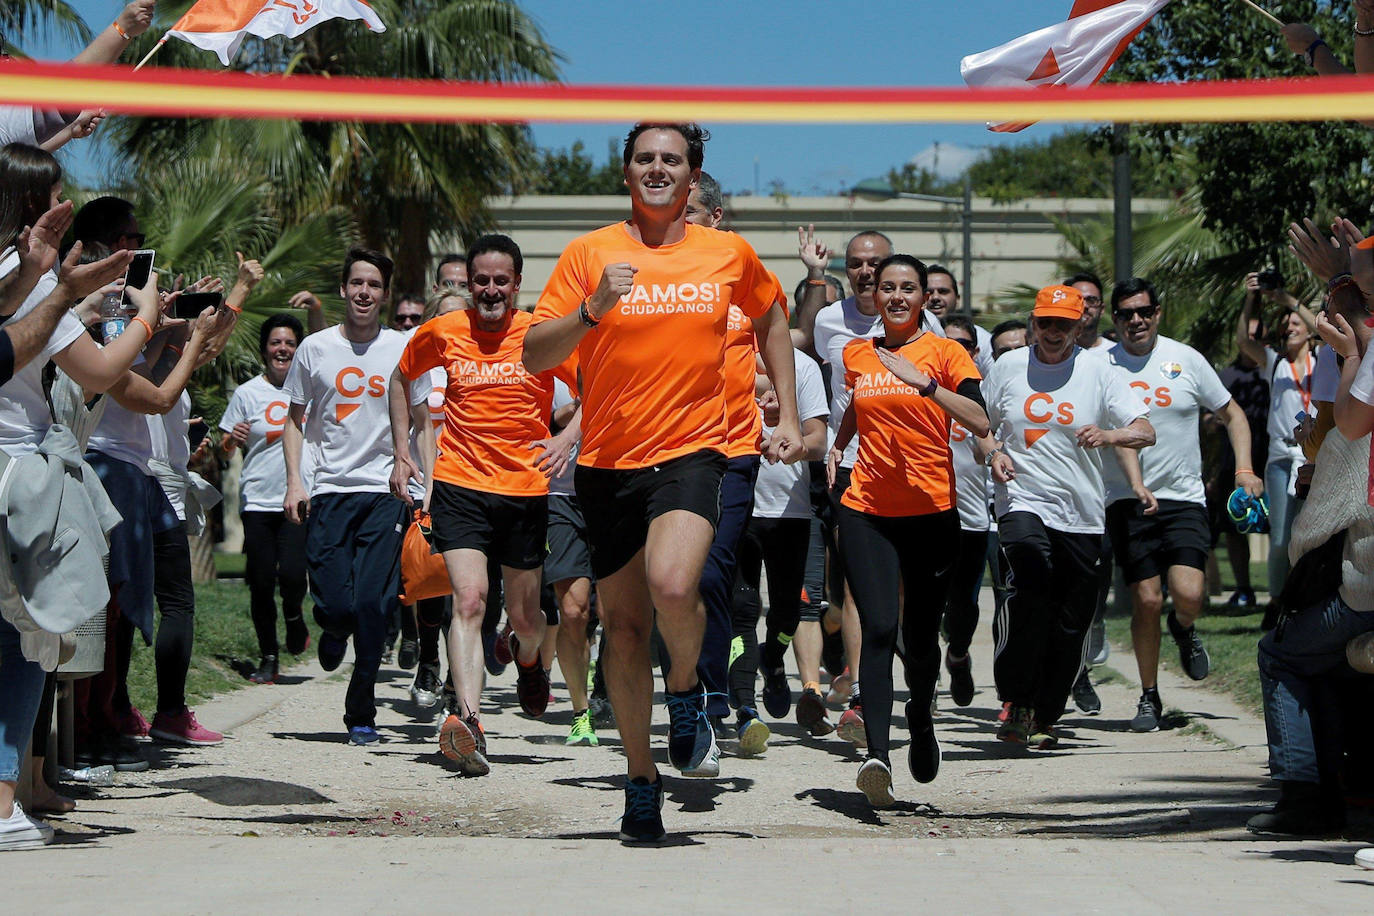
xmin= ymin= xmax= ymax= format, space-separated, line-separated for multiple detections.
xmin=1236 ymin=270 xmax=1320 ymax=605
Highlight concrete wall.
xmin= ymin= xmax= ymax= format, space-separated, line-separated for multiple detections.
xmin=481 ymin=194 xmax=1171 ymax=317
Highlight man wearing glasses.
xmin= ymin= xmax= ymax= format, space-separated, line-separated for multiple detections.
xmin=1100 ymin=278 xmax=1264 ymax=733
xmin=1067 ymin=272 xmax=1113 ymax=353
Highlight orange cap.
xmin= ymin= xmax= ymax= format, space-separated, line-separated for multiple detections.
xmin=1033 ymin=284 xmax=1084 ymax=320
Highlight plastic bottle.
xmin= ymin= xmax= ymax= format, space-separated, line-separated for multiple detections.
xmin=100 ymin=290 xmax=126 ymax=344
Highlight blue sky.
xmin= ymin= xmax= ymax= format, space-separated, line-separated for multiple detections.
xmin=31 ymin=1 xmax=1085 ymax=193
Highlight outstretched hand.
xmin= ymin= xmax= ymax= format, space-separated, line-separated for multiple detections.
xmin=1287 ymin=217 xmax=1348 ymax=283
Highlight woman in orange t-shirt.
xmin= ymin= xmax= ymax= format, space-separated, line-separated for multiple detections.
xmin=824 ymin=254 xmax=990 ymax=809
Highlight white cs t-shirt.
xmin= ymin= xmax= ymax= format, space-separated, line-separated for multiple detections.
xmin=1265 ymin=346 xmax=1313 ymax=466
xmin=983 ymin=345 xmax=1147 ymax=534
xmin=0 ymin=264 xmax=84 ymax=456
xmin=1100 ymin=336 xmax=1232 ymax=506
xmin=220 ymin=375 xmax=302 ymax=513
xmin=753 ymin=348 xmax=828 ymax=519
xmin=148 ymin=391 xmax=192 ymax=519
xmin=282 ymin=325 xmax=423 ymax=496
xmin=814 ymin=296 xmax=943 ymax=468
xmin=950 ymin=416 xmax=990 ymax=531
xmin=548 ymin=378 xmax=580 ymax=498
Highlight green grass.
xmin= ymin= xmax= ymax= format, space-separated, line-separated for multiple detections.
xmin=124 ymin=580 xmax=318 ymax=714
xmin=214 ymin=551 xmax=246 ymax=578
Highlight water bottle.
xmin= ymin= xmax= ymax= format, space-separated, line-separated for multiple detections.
xmin=100 ymin=290 xmax=126 ymax=343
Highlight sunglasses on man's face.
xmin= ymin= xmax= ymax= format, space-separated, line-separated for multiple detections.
xmin=949 ymin=337 xmax=976 ymax=352
xmin=1113 ymin=304 xmax=1160 ymax=322
xmin=395 ymin=313 xmax=423 ymax=327
xmin=1032 ymin=317 xmax=1077 ymax=333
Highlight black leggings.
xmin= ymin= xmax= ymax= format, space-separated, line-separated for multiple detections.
xmin=942 ymin=529 xmax=991 ymax=657
xmin=838 ymin=506 xmax=960 ymax=762
xmin=242 ymin=511 xmax=308 ymax=656
xmin=116 ymin=526 xmax=198 ymax=715
xmin=729 ymin=515 xmax=811 ymax=708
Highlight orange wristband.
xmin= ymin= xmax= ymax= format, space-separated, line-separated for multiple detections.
xmin=112 ymin=20 xmax=130 ymax=40
xmin=130 ymin=315 xmax=154 ymax=339
xmin=1234 ymin=468 xmax=1254 ymax=477
xmin=806 ymin=278 xmax=827 ymax=286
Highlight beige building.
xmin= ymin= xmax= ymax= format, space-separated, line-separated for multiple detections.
xmin=488 ymin=194 xmax=1170 ymax=316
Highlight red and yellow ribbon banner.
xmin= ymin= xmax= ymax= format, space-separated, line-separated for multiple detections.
xmin=2 ymin=58 xmax=1373 ymax=124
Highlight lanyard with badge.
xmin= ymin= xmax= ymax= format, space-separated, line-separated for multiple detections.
xmin=1286 ymin=349 xmax=1312 ymax=414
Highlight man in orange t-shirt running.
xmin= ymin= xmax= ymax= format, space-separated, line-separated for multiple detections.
xmin=389 ymin=234 xmax=578 ymax=777
xmin=523 ymin=123 xmax=802 ymax=844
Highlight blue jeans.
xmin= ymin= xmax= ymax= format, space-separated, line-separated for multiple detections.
xmin=1265 ymin=458 xmax=1298 ymax=598
xmin=1258 ymin=594 xmax=1374 ymax=783
xmin=0 ymin=616 xmax=46 ymax=782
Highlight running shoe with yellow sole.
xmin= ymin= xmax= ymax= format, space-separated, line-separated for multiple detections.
xmin=856 ymin=757 xmax=894 ymax=808
xmin=566 ymin=709 xmax=599 ymax=746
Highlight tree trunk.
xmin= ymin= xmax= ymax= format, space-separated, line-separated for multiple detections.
xmin=190 ymin=528 xmax=217 ymax=584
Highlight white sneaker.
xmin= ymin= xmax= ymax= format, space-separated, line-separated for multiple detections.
xmin=0 ymin=801 xmax=54 ymax=850
xmin=856 ymin=757 xmax=895 ymax=809
xmin=1355 ymin=848 xmax=1374 ymax=870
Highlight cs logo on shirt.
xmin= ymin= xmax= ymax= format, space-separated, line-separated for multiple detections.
xmin=334 ymin=367 xmax=386 ymax=421
xmin=1130 ymin=380 xmax=1173 ymax=408
xmin=1022 ymin=393 xmax=1074 ymax=446
xmin=264 ymin=400 xmax=288 ymax=444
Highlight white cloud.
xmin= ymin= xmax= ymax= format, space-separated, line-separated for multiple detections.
xmin=907 ymin=143 xmax=987 ymax=180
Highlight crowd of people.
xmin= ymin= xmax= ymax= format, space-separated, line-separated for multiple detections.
xmin=1 ymin=105 xmax=1373 ymax=850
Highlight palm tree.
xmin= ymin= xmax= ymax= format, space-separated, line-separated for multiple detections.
xmin=0 ymin=0 xmax=90 ymax=52
xmin=113 ymin=0 xmax=561 ymax=291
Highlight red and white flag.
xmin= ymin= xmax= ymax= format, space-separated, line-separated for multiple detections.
xmin=167 ymin=0 xmax=386 ymax=66
xmin=961 ymin=0 xmax=1171 ymax=131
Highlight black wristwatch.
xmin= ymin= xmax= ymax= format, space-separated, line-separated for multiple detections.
xmin=918 ymin=376 xmax=938 ymax=398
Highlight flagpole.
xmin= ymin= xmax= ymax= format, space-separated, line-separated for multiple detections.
xmin=133 ymin=34 xmax=168 ymax=72
xmin=1238 ymin=0 xmax=1283 ymax=28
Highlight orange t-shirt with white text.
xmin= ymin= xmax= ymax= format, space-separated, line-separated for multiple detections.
xmin=724 ymin=271 xmax=787 ymax=459
xmin=533 ymin=222 xmax=776 ymax=469
xmin=398 ymin=309 xmax=575 ymax=497
xmin=840 ymin=333 xmax=981 ymax=517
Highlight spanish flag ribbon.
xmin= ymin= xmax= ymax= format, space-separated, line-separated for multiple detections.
xmin=1 ymin=57 xmax=1373 ymax=125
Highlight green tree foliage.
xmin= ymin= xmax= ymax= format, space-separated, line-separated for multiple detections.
xmin=113 ymin=0 xmax=560 ymax=292
xmin=889 ymin=130 xmax=1183 ymax=203
xmin=1110 ymin=0 xmax=1374 ymax=251
xmin=530 ymin=140 xmax=626 ymax=195
xmin=0 ymin=0 xmax=89 ymax=51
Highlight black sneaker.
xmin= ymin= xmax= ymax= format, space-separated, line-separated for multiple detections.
xmin=1168 ymin=612 xmax=1210 ymax=680
xmin=708 ymin=714 xmax=737 ymax=742
xmin=102 ymin=735 xmax=150 ymax=772
xmin=665 ymin=685 xmax=719 ymax=777
xmin=905 ymin=701 xmax=940 ymax=783
xmin=318 ymin=630 xmax=348 ymax=672
xmin=945 ymin=650 xmax=975 ymax=707
xmin=619 ymin=775 xmax=666 ymax=844
xmin=761 ymin=666 xmax=791 ymax=719
xmin=284 ymin=614 xmax=310 ymax=656
xmin=1225 ymin=588 xmax=1257 ymax=611
xmin=397 ymin=638 xmax=419 ymax=671
xmin=589 ymin=694 xmax=615 ymax=729
xmin=1071 ymin=669 xmax=1102 ymax=715
xmin=248 ymin=655 xmax=278 ymax=685
xmin=1130 ymin=690 xmax=1162 ymax=732
xmin=509 ymin=632 xmax=550 ymax=718
xmin=409 ymin=663 xmax=441 ymax=707
xmin=1246 ymin=782 xmax=1346 ymax=836
xmin=796 ymin=687 xmax=835 ymax=736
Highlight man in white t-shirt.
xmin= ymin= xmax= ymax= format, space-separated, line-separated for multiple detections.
xmin=925 ymin=264 xmax=992 ymax=375
xmin=811 ymin=229 xmax=944 ymax=746
xmin=1102 ymin=278 xmax=1265 ymax=732
xmin=283 ymin=247 xmax=426 ymax=747
xmin=731 ymin=347 xmax=829 ymax=732
xmin=982 ymin=285 xmax=1155 ymax=747
xmin=1069 ymin=272 xmax=1115 ymax=354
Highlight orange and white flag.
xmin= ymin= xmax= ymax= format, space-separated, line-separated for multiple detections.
xmin=960 ymin=0 xmax=1171 ymax=131
xmin=167 ymin=0 xmax=386 ymax=66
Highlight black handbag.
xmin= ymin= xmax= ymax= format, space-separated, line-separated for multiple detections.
xmin=1264 ymin=530 xmax=1347 ymax=636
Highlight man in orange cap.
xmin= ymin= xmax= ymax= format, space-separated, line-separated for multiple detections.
xmin=979 ymin=285 xmax=1156 ymax=748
